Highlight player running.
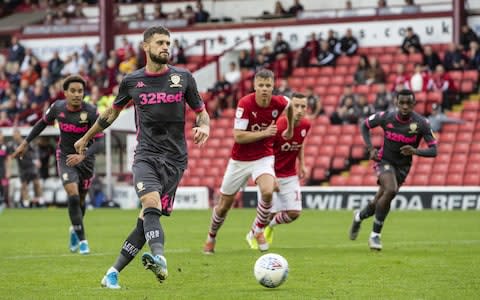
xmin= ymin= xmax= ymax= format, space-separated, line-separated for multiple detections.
xmin=349 ymin=89 xmax=437 ymax=250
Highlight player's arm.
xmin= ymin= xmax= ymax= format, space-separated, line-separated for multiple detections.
xmin=283 ymin=102 xmax=294 ymax=140
xmin=297 ymin=143 xmax=307 ymax=179
xmin=193 ymin=109 xmax=210 ymax=145
xmin=75 ymin=107 xmax=121 ymax=155
xmin=234 ymin=120 xmax=277 ymax=144
xmin=12 ymin=120 xmax=48 ymax=159
xmin=361 ymin=113 xmax=382 ymax=161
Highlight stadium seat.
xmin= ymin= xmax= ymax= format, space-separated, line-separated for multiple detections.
xmin=362 ymin=174 xmax=377 ymax=186
xmin=330 ymin=75 xmax=345 ymax=86
xmin=338 ymin=134 xmax=353 ymax=145
xmin=350 ymin=164 xmax=368 ymax=175
xmin=336 ymin=56 xmax=351 ymax=66
xmin=347 ymin=175 xmax=363 ymax=186
xmin=427 ymin=92 xmax=442 ymax=103
xmin=455 ymin=132 xmax=473 ymax=143
xmin=411 ymin=174 xmax=429 ymax=185
xmin=432 ymin=163 xmax=449 ymax=174
xmin=314 ymin=86 xmax=327 ymax=96
xmin=448 ymin=163 xmax=466 ymax=174
xmin=469 ymin=142 xmax=480 ymax=153
xmin=463 ymin=173 xmax=480 ymax=185
xmin=460 ymin=81 xmax=474 ymax=94
xmin=463 ymin=101 xmax=480 ymax=111
xmin=463 ymin=70 xmax=479 ymax=82
xmin=449 ymin=71 xmax=463 ymax=81
xmin=441 ymin=123 xmax=458 ymax=133
xmin=304 ymin=76 xmax=316 ymax=87
xmin=312 ymin=167 xmax=327 ymax=181
xmin=445 ymin=173 xmax=463 ymax=185
xmin=335 ymin=145 xmax=351 ymax=157
xmin=311 ymin=124 xmax=327 ymax=135
xmin=308 ymin=135 xmax=323 ymax=145
xmin=415 ymin=163 xmax=432 ymax=174
xmin=454 ymin=143 xmax=470 ymax=154
xmin=332 ymin=157 xmax=347 ymax=169
xmin=439 ymin=132 xmax=456 ymax=143
xmin=316 ymin=76 xmax=330 ymax=86
xmin=439 ymin=143 xmax=454 ymax=153
xmin=315 ymin=156 xmax=331 ymax=168
xmin=327 ymin=85 xmax=343 ymax=96
xmin=292 ymin=67 xmax=307 ymax=77
xmin=330 ymin=175 xmax=347 ymax=186
xmin=351 ymin=145 xmax=366 ymax=160
xmin=335 ymin=66 xmax=349 ymax=75
xmin=429 ymin=173 xmax=446 ymax=185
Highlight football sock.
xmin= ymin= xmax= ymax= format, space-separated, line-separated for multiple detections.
xmin=252 ymin=196 xmax=272 ymax=232
xmin=68 ymin=195 xmax=85 ymax=240
xmin=113 ymin=218 xmax=146 ymax=272
xmin=373 ymin=209 xmax=389 ymax=234
xmin=269 ymin=211 xmax=293 ymax=227
xmin=143 ymin=207 xmax=165 ymax=257
xmin=207 ymin=206 xmax=225 ymax=239
xmin=359 ymin=201 xmax=375 ymax=220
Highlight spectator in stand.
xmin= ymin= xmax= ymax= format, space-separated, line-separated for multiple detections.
xmin=356 ymin=94 xmax=375 ymax=122
xmin=7 ymin=62 xmax=22 ymax=91
xmin=334 ymin=28 xmax=358 ymax=56
xmin=84 ymin=84 xmax=102 ymax=107
xmin=427 ymin=64 xmax=458 ymax=111
xmin=80 ymin=44 xmax=94 ymax=73
xmin=62 ymin=52 xmax=87 ymax=76
xmin=460 ymin=25 xmax=480 ymax=51
xmin=93 ymin=43 xmax=106 ymax=67
xmin=402 ymin=0 xmax=420 ymax=14
xmin=313 ymin=40 xmax=336 ymax=67
xmin=330 ymin=96 xmax=358 ymax=125
xmin=366 ymin=57 xmax=386 ymax=84
xmin=305 ymin=86 xmax=324 ymax=119
xmin=297 ymin=32 xmax=319 ymax=67
xmin=104 ymin=58 xmax=118 ymax=94
xmin=390 ymin=63 xmax=408 ymax=91
xmin=134 ymin=3 xmax=146 ymax=21
xmin=224 ymin=62 xmax=241 ymax=84
xmin=116 ymin=37 xmax=134 ymax=63
xmin=377 ymin=0 xmax=392 ymax=15
xmin=354 ymin=55 xmax=371 ymax=85
xmin=373 ymin=83 xmax=393 ymax=112
xmin=0 ymin=70 xmax=10 ymax=97
xmin=30 ymin=80 xmax=48 ymax=110
xmin=183 ymin=5 xmax=195 ymax=24
xmin=273 ymin=1 xmax=288 ymax=17
xmin=136 ymin=41 xmax=146 ymax=69
xmin=254 ymin=53 xmax=269 ymax=72
xmin=21 ymin=64 xmax=39 ymax=86
xmin=194 ymin=1 xmax=210 ymax=23
xmin=407 ymin=63 xmax=429 ymax=92
xmin=17 ymin=78 xmax=32 ymax=104
xmin=326 ymin=29 xmax=338 ymax=53
xmin=288 ymin=0 xmax=304 ymax=16
xmin=19 ymin=48 xmax=37 ymax=73
xmin=118 ymin=49 xmax=137 ymax=75
xmin=428 ymin=103 xmax=465 ymax=132
xmin=238 ymin=49 xmax=254 ymax=71
xmin=151 ymin=3 xmax=168 ymax=20
xmin=422 ymin=45 xmax=441 ymax=72
xmin=467 ymin=41 xmax=480 ymax=71
xmin=342 ymin=1 xmax=357 ymax=17
xmin=0 ymin=111 xmax=12 ymax=127
xmin=274 ymin=78 xmax=292 ymax=98
xmin=339 ymin=85 xmax=357 ymax=106
xmin=401 ymin=27 xmax=423 ymax=54
xmin=443 ymin=43 xmax=467 ymax=71
xmin=6 ymin=36 xmax=25 ymax=74
xmin=273 ymin=32 xmax=291 ymax=60
xmin=170 ymin=39 xmax=187 ymax=65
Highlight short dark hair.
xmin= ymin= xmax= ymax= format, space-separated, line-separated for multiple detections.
xmin=291 ymin=92 xmax=307 ymax=99
xmin=143 ymin=26 xmax=170 ymax=42
xmin=63 ymin=75 xmax=86 ymax=91
xmin=396 ymin=89 xmax=415 ymax=102
xmin=254 ymin=68 xmax=274 ymax=80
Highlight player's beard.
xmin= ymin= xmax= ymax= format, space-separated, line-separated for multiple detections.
xmin=149 ymin=51 xmax=169 ymax=65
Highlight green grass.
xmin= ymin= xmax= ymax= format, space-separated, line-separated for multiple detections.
xmin=0 ymin=209 xmax=479 ymax=299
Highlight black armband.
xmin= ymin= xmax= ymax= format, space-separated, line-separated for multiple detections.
xmin=97 ymin=117 xmax=112 ymax=129
xmin=26 ymin=120 xmax=48 ymax=143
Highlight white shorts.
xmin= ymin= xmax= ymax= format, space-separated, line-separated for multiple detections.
xmin=220 ymin=156 xmax=275 ymax=195
xmin=258 ymin=175 xmax=302 ymax=212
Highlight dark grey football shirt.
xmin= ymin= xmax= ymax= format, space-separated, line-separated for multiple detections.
xmin=365 ymin=111 xmax=437 ymax=166
xmin=113 ymin=66 xmax=204 ymax=166
xmin=43 ymin=100 xmax=99 ymax=158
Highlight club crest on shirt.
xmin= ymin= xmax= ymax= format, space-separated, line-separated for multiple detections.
xmin=408 ymin=123 xmax=418 ymax=134
xmin=301 ymin=129 xmax=306 ymax=137
xmin=136 ymin=182 xmax=145 ymax=192
xmin=169 ymin=74 xmax=182 ymax=87
xmin=384 ymin=164 xmax=390 ymax=170
xmin=62 ymin=173 xmax=69 ymax=181
xmin=79 ymin=111 xmax=88 ymax=123
xmin=272 ymin=110 xmax=278 ymax=118
xmin=235 ymin=107 xmax=244 ymax=118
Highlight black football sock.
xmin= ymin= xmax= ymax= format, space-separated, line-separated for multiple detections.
xmin=68 ymin=195 xmax=86 ymax=240
xmin=359 ymin=201 xmax=376 ymax=220
xmin=143 ymin=208 xmax=165 ymax=257
xmin=113 ymin=218 xmax=146 ymax=272
xmin=373 ymin=207 xmax=389 ymax=234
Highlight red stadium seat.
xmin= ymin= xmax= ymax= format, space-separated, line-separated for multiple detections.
xmin=448 ymin=71 xmax=463 ymax=81
xmin=308 ymin=135 xmax=323 ymax=145
xmin=441 ymin=124 xmax=458 ymax=133
xmin=362 ymin=174 xmax=378 ymax=186
xmin=335 ymin=66 xmax=349 ymax=75
xmin=350 ymin=164 xmax=368 ymax=175
xmin=304 ymin=76 xmax=316 ymax=87
xmin=338 ymin=134 xmax=353 ymax=145
xmin=461 ymin=111 xmax=478 ymax=122
xmin=314 ymin=86 xmax=327 ymax=96
xmin=432 ymin=163 xmax=448 ymax=174
xmin=463 ymin=70 xmax=479 ymax=82
xmin=347 ymin=175 xmax=363 ymax=186
xmin=312 ymin=167 xmax=327 ymax=180
xmin=351 ymin=145 xmax=366 ymax=159
xmin=336 ymin=56 xmax=351 ymax=66
xmin=463 ymin=101 xmax=480 ymax=111
xmin=411 ymin=174 xmax=429 ymax=185
xmin=439 ymin=132 xmax=456 ymax=143
xmin=315 ymin=156 xmax=331 ymax=168
xmin=415 ymin=163 xmax=432 ymax=174
xmin=455 ymin=132 xmax=473 ymax=143
xmin=445 ymin=173 xmax=463 ymax=185
xmin=427 ymin=92 xmax=442 ymax=103
xmin=330 ymin=175 xmax=347 ymax=186
xmin=327 ymin=85 xmax=343 ymax=96
xmin=316 ymin=76 xmax=330 ymax=86
xmin=335 ymin=145 xmax=351 ymax=157
xmin=323 ymin=135 xmax=338 ymax=145
xmin=292 ymin=67 xmax=307 ymax=77
xmin=429 ymin=173 xmax=446 ymax=185
xmin=449 ymin=163 xmax=466 ymax=174
xmin=439 ymin=143 xmax=454 ymax=153
xmin=330 ymin=75 xmax=345 ymax=86
xmin=460 ymin=81 xmax=474 ymax=94
xmin=454 ymin=143 xmax=470 ymax=154
xmin=332 ymin=157 xmax=347 ymax=169
xmin=463 ymin=173 xmax=480 ymax=185
xmin=469 ymin=142 xmax=480 ymax=153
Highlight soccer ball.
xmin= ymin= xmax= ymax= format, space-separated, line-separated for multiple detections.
xmin=253 ymin=253 xmax=289 ymax=288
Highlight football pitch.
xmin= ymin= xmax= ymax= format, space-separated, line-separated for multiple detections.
xmin=0 ymin=208 xmax=479 ymax=299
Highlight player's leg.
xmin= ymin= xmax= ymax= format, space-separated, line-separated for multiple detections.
xmin=350 ymin=185 xmax=384 ymax=240
xmin=368 ymin=171 xmax=399 ymax=250
xmin=247 ymin=156 xmax=276 ymax=251
xmin=64 ymin=181 xmax=90 ymax=253
xmin=265 ymin=176 xmax=302 ymax=244
xmin=204 ymin=159 xmax=250 ymax=254
xmin=102 ymin=213 xmax=146 ymax=289
xmin=32 ymin=175 xmax=44 ymax=207
xmin=20 ymin=179 xmax=31 ymax=208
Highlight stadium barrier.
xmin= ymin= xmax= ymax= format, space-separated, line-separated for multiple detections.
xmin=241 ymin=186 xmax=480 ymax=211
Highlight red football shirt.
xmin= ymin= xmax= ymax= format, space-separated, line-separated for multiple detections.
xmin=231 ymin=93 xmax=289 ymax=161
xmin=273 ymin=116 xmax=311 ymax=178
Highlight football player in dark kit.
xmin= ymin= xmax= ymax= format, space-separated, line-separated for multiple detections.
xmin=11 ymin=128 xmax=44 ymax=208
xmin=12 ymin=75 xmax=103 ymax=255
xmin=349 ymin=89 xmax=437 ymax=250
xmin=75 ymin=26 xmax=210 ymax=289
xmin=0 ymin=131 xmax=10 ymax=209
